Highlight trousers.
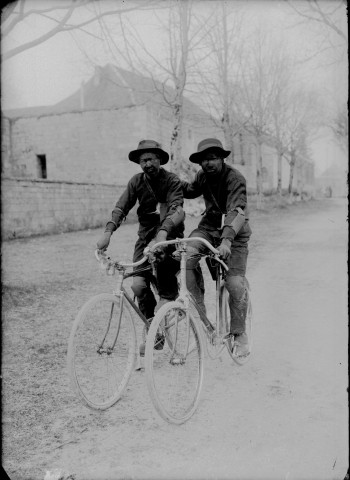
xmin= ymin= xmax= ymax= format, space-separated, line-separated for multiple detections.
xmin=131 ymin=234 xmax=179 ymax=320
xmin=186 ymin=228 xmax=249 ymax=334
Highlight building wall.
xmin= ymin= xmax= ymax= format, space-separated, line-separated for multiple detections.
xmin=5 ymin=107 xmax=151 ymax=185
xmin=144 ymin=105 xmax=224 ymax=162
xmin=4 ymin=105 xmax=224 ymax=187
xmin=1 ymin=178 xmax=125 ymax=240
xmin=3 ymin=104 xmax=315 ymax=199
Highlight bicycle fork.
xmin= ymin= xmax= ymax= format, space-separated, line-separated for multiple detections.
xmin=96 ymin=293 xmax=123 ymax=356
xmin=167 ymin=246 xmax=198 ymax=363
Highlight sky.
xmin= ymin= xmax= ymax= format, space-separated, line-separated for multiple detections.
xmin=1 ymin=0 xmax=348 ymax=175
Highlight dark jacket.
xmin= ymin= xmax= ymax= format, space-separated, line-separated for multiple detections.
xmin=182 ymin=163 xmax=251 ymax=242
xmin=105 ymin=168 xmax=185 ymax=240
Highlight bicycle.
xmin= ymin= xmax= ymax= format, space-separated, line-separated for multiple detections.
xmin=144 ymin=237 xmax=253 ymax=424
xmin=67 ymin=249 xmax=160 ymax=410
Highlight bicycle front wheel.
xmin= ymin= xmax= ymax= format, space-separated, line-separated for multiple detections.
xmin=145 ymin=301 xmax=204 ymax=424
xmin=67 ymin=293 xmax=136 ymax=410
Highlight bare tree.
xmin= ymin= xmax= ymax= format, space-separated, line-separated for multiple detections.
xmin=330 ymin=104 xmax=348 ymax=153
xmin=285 ymin=0 xmax=347 ymax=65
xmin=271 ymin=89 xmax=290 ymax=196
xmin=269 ymin=53 xmax=300 ymax=196
xmin=286 ymin=0 xmax=347 ymax=41
xmin=192 ymin=2 xmax=246 ymax=163
xmin=231 ymin=30 xmax=284 ymax=208
xmin=100 ymin=0 xmax=211 ymax=172
xmin=1 ymin=0 xmax=160 ymax=62
xmin=281 ymin=89 xmax=322 ymax=196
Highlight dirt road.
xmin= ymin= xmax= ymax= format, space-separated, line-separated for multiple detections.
xmin=2 ymin=198 xmax=348 ymax=480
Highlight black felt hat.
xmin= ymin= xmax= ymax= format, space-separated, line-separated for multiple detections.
xmin=129 ymin=140 xmax=169 ymax=165
xmin=189 ymin=138 xmax=230 ymax=164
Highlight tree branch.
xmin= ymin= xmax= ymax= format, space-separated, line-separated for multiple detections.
xmin=1 ymin=0 xmax=162 ymax=62
xmin=2 ymin=3 xmax=77 ymax=61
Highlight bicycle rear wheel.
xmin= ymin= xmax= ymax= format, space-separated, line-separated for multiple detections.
xmin=67 ymin=293 xmax=136 ymax=410
xmin=145 ymin=301 xmax=204 ymax=424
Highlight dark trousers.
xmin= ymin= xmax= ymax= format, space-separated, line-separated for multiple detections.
xmin=131 ymin=235 xmax=179 ymax=320
xmin=186 ymin=228 xmax=249 ymax=334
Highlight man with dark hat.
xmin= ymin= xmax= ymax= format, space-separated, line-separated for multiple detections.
xmin=97 ymin=140 xmax=185 ymax=354
xmin=182 ymin=138 xmax=252 ymax=356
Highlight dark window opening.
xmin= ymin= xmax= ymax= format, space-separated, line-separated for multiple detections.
xmin=37 ymin=155 xmax=47 ymax=179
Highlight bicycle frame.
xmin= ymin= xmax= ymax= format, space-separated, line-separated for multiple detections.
xmin=146 ymin=237 xmax=230 ymax=348
xmin=95 ymin=251 xmax=159 ymax=352
xmin=116 ymin=266 xmax=156 ymax=330
xmin=96 ymin=238 xmax=231 ymax=355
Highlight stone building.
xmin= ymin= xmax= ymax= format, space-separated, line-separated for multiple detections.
xmin=2 ymin=64 xmax=224 ymax=186
xmin=1 ymin=64 xmax=314 ymax=239
xmin=2 ymin=63 xmax=292 ymax=190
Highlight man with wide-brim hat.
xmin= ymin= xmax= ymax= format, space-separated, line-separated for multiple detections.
xmin=182 ymin=137 xmax=252 ymax=356
xmin=97 ymin=139 xmax=185 ymax=355
xmin=188 ymin=137 xmax=231 ymax=164
xmin=128 ymin=139 xmax=169 ymax=165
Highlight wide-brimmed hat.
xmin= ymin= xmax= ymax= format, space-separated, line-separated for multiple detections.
xmin=189 ymin=138 xmax=230 ymax=164
xmin=129 ymin=140 xmax=169 ymax=165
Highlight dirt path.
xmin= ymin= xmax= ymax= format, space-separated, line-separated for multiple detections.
xmin=2 ymin=198 xmax=348 ymax=480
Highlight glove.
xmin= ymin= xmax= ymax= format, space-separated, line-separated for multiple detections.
xmin=148 ymin=231 xmax=167 ymax=262
xmin=96 ymin=231 xmax=112 ymax=251
xmin=218 ymin=239 xmax=231 ymax=260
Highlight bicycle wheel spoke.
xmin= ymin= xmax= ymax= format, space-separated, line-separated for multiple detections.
xmin=67 ymin=294 xmax=136 ymax=410
xmin=145 ymin=302 xmax=203 ymax=424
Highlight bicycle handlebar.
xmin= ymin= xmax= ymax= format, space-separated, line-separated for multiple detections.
xmin=95 ymin=249 xmax=148 ymax=269
xmin=145 ymin=237 xmax=229 ymax=271
xmin=95 ymin=236 xmax=228 ymax=272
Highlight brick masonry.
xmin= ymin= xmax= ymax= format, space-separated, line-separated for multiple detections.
xmin=1 ymin=178 xmax=127 ymax=240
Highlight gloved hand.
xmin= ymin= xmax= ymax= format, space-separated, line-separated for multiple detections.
xmin=96 ymin=231 xmax=112 ymax=251
xmin=148 ymin=230 xmax=167 ymax=262
xmin=218 ymin=239 xmax=231 ymax=260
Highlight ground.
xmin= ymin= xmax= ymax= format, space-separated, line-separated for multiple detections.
xmin=2 ymin=198 xmax=348 ymax=480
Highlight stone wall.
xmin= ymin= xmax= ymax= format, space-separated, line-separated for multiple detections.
xmin=1 ymin=178 xmax=126 ymax=240
xmin=1 ymin=116 xmax=12 ymax=175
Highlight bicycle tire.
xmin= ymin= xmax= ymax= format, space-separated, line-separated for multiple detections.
xmin=67 ymin=293 xmax=136 ymax=410
xmin=145 ymin=301 xmax=204 ymax=424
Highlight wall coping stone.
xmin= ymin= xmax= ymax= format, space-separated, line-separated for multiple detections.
xmin=1 ymin=177 xmax=123 ymax=187
xmin=3 ymin=104 xmax=145 ymax=122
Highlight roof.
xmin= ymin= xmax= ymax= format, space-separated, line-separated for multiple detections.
xmin=2 ymin=64 xmax=212 ymax=122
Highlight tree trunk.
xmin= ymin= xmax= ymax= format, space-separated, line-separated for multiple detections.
xmin=169 ymin=0 xmax=188 ymax=174
xmin=222 ymin=112 xmax=235 ymax=164
xmin=170 ymin=101 xmax=184 ymax=173
xmin=288 ymin=150 xmax=296 ymax=198
xmin=277 ymin=149 xmax=283 ymax=196
xmin=256 ymin=139 xmax=263 ymax=209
